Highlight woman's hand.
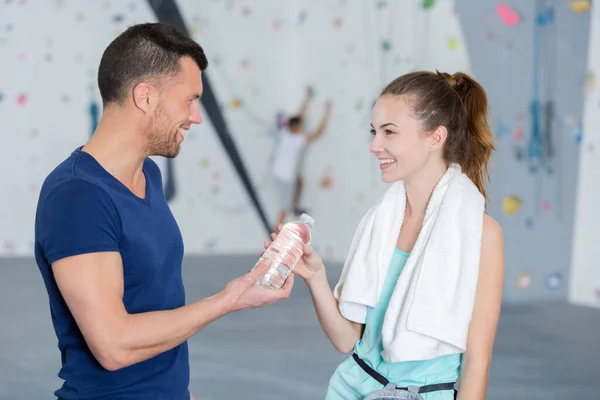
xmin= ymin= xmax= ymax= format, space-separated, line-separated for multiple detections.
xmin=262 ymin=224 xmax=325 ymax=282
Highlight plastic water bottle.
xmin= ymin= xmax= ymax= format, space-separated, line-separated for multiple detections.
xmin=255 ymin=213 xmax=315 ymax=289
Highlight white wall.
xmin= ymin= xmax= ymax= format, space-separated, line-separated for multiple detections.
xmin=569 ymin=3 xmax=600 ymax=308
xmin=0 ymin=0 xmax=470 ymax=261
xmin=0 ymin=0 xmax=158 ymax=255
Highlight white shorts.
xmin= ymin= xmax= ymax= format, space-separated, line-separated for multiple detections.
xmin=274 ymin=178 xmax=295 ymax=213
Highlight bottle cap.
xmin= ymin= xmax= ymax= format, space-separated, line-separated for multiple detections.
xmin=300 ymin=213 xmax=315 ymax=227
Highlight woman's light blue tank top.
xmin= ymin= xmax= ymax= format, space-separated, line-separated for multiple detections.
xmin=325 ymin=248 xmax=461 ymax=400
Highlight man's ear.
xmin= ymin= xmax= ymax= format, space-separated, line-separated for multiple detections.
xmin=132 ymin=82 xmax=156 ymax=113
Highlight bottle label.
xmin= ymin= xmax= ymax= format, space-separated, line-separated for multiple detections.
xmin=273 ymin=263 xmax=290 ymax=278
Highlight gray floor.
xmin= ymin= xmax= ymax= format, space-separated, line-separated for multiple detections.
xmin=1 ymin=255 xmax=599 ymax=400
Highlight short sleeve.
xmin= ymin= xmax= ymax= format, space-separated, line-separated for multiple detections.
xmin=38 ymin=179 xmax=121 ymax=264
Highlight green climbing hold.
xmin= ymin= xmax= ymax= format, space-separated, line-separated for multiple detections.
xmin=423 ymin=0 xmax=435 ymax=9
xmin=381 ymin=40 xmax=391 ymax=52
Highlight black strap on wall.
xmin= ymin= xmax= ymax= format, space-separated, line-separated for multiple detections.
xmin=146 ymin=0 xmax=272 ymax=235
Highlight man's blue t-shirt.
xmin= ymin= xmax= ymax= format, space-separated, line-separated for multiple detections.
xmin=34 ymin=147 xmax=190 ymax=399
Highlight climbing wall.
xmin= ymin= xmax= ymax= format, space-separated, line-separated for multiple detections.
xmin=0 ymin=0 xmax=595 ymax=304
xmin=172 ymin=0 xmax=472 ymax=260
xmin=569 ymin=1 xmax=600 ymax=309
xmin=1 ymin=0 xmax=471 ymax=258
xmin=456 ymin=0 xmax=592 ymax=301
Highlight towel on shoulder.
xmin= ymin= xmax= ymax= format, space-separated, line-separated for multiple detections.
xmin=333 ymin=163 xmax=485 ymax=362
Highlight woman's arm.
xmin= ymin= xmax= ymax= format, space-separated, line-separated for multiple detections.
xmin=263 ymin=230 xmax=363 ymax=354
xmin=306 ymin=268 xmax=364 ymax=353
xmin=458 ymin=214 xmax=505 ymax=400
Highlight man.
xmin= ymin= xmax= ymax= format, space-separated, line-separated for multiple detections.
xmin=271 ymin=89 xmax=332 ymax=228
xmin=34 ymin=23 xmax=293 ymax=400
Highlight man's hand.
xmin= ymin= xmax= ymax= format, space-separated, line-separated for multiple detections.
xmin=221 ymin=263 xmax=294 ymax=312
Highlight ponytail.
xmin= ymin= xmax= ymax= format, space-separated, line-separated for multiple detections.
xmin=438 ymin=72 xmax=496 ymax=204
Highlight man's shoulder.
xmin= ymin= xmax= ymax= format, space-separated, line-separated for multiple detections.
xmin=278 ymin=129 xmax=308 ymax=144
xmin=40 ymin=153 xmax=107 ymax=205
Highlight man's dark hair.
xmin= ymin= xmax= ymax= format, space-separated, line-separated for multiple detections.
xmin=98 ymin=22 xmax=208 ymax=105
xmin=288 ymin=116 xmax=303 ymax=130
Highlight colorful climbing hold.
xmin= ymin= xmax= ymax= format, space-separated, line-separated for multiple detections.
xmin=524 ymin=217 xmax=534 ymax=229
xmin=355 ymin=98 xmax=364 ymax=111
xmin=540 ymin=201 xmax=551 ymax=212
xmin=545 ymin=273 xmax=563 ymax=290
xmin=536 ymin=8 xmax=554 ymax=26
xmin=422 ymin=0 xmax=435 ymax=9
xmin=496 ymin=3 xmax=521 ymax=26
xmin=229 ymin=98 xmax=242 ymax=109
xmin=16 ymin=93 xmax=27 ymax=106
xmin=502 ymin=195 xmax=522 ymax=216
xmin=448 ymin=38 xmax=458 ymax=50
xmin=381 ymin=40 xmax=391 ymax=53
xmin=569 ymin=0 xmax=591 ymax=12
xmin=517 ymin=272 xmax=532 ymax=289
xmin=199 ymin=158 xmax=210 ymax=168
xmin=511 ymin=127 xmax=523 ymax=140
xmin=298 ymin=10 xmax=307 ymax=24
xmin=320 ymin=173 xmax=334 ymax=189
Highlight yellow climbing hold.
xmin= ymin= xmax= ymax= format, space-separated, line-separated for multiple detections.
xmin=569 ymin=0 xmax=591 ymax=13
xmin=503 ymin=195 xmax=522 ymax=216
xmin=448 ymin=38 xmax=458 ymax=50
xmin=229 ymin=98 xmax=242 ymax=109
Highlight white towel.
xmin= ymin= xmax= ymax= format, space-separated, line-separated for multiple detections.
xmin=333 ymin=163 xmax=484 ymax=362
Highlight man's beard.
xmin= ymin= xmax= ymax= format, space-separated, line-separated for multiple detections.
xmin=144 ymin=103 xmax=181 ymax=159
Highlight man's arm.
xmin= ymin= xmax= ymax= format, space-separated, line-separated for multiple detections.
xmin=53 ymin=252 xmax=291 ymax=371
xmin=40 ymin=180 xmax=292 ymax=372
xmin=297 ymin=86 xmax=311 ymax=119
xmin=306 ymin=101 xmax=332 ymax=143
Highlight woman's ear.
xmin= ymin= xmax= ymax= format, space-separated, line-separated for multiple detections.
xmin=429 ymin=125 xmax=448 ymax=151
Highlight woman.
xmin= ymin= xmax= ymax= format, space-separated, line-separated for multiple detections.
xmin=265 ymin=70 xmax=504 ymax=400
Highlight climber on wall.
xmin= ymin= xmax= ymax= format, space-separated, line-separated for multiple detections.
xmin=271 ymin=86 xmax=332 ymax=229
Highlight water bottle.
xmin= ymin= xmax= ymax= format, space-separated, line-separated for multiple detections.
xmin=255 ymin=213 xmax=315 ymax=289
